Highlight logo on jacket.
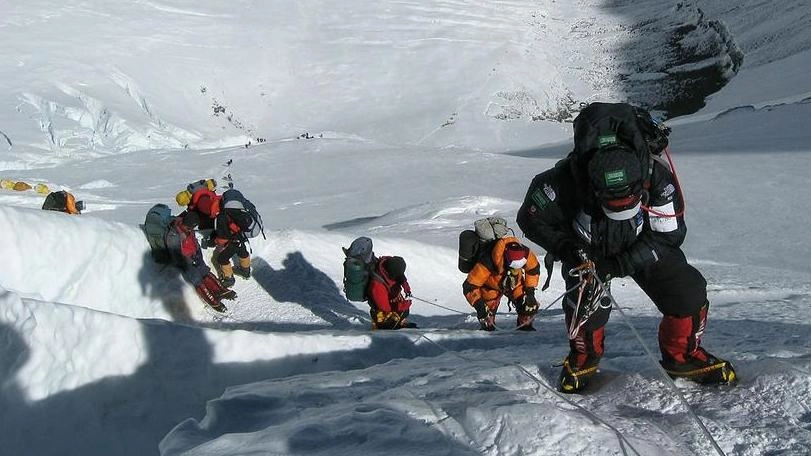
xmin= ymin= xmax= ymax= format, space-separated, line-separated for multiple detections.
xmin=598 ymin=134 xmax=618 ymax=148
xmin=660 ymin=184 xmax=675 ymax=200
xmin=531 ymin=188 xmax=549 ymax=210
xmin=543 ymin=183 xmax=556 ymax=201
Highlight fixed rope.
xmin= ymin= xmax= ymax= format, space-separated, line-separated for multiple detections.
xmin=412 ymin=330 xmax=643 ymax=455
xmin=410 ymin=283 xmax=580 ymax=331
xmin=589 ymin=270 xmax=727 ymax=456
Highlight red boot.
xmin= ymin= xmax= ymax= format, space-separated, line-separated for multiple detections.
xmin=659 ymin=304 xmax=736 ymax=384
xmin=196 ymin=274 xmax=232 ymax=313
xmin=558 ymin=326 xmax=604 ymax=393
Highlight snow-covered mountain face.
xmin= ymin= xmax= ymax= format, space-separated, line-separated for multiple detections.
xmin=1 ymin=0 xmax=753 ymax=171
xmin=3 ymin=1 xmax=811 ymax=456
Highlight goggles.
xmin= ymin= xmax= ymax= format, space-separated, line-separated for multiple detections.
xmin=594 ymin=181 xmax=643 ymax=221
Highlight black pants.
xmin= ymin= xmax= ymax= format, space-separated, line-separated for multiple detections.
xmin=563 ymin=247 xmax=706 ymax=319
xmin=561 ymin=247 xmax=708 ymax=364
xmin=214 ymin=240 xmax=250 ymax=265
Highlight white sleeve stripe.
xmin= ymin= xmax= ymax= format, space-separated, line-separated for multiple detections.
xmin=649 ymin=202 xmax=679 ymax=232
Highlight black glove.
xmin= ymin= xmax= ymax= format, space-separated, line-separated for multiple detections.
xmin=557 ymin=240 xmax=589 ymax=267
xmin=473 ymin=299 xmax=489 ymax=320
xmin=522 ymin=288 xmax=539 ymax=314
xmin=596 ymin=257 xmax=624 ymax=281
xmin=200 ymin=233 xmax=215 ymax=249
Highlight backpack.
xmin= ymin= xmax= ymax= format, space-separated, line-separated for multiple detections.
xmin=42 ymin=190 xmax=83 ymax=215
xmin=342 ymin=237 xmax=375 ymax=302
xmin=570 ymin=102 xmax=671 ymax=185
xmin=221 ymin=188 xmax=265 ymax=239
xmin=187 ymin=178 xmax=217 ymax=194
xmin=142 ymin=203 xmax=174 ymax=264
xmin=458 ymin=217 xmax=510 ymax=273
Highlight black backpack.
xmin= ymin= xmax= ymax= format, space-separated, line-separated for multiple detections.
xmin=221 ymin=189 xmax=265 ymax=239
xmin=570 ymin=102 xmax=671 ymax=185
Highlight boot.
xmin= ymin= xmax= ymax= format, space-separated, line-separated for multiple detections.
xmin=219 ymin=263 xmax=236 ymax=288
xmin=195 ymin=281 xmax=227 ymax=313
xmin=558 ymin=356 xmax=599 ymax=393
xmin=478 ymin=310 xmax=496 ymax=331
xmin=399 ymin=318 xmax=418 ymax=329
xmin=234 ymin=256 xmax=252 ymax=279
xmin=660 ymin=347 xmax=737 ymax=384
xmin=659 ymin=304 xmax=737 ymax=385
xmin=558 ymin=314 xmax=605 ymax=393
xmin=374 ymin=311 xmax=402 ymax=330
xmin=516 ymin=313 xmax=536 ymax=331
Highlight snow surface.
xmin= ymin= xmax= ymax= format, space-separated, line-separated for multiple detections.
xmin=2 ymin=1 xmax=811 ymax=455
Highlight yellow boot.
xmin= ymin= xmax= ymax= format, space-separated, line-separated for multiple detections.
xmin=234 ymin=256 xmax=252 ymax=279
xmin=219 ymin=263 xmax=235 ymax=288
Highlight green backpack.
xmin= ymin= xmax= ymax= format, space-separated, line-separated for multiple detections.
xmin=342 ymin=237 xmax=375 ymax=302
xmin=142 ymin=203 xmax=174 ymax=264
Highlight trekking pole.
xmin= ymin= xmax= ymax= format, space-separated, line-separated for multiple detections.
xmin=591 ymin=272 xmax=727 ymax=456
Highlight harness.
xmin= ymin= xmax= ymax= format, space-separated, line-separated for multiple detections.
xmin=566 ymin=259 xmax=610 ymax=340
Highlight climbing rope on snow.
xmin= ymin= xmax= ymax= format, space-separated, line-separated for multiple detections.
xmin=410 ymin=282 xmax=581 ymax=331
xmin=591 ymin=271 xmax=728 ymax=456
xmin=412 ymin=331 xmax=644 ymax=456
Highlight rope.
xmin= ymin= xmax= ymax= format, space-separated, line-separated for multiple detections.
xmin=413 ymin=331 xmax=642 ymax=455
xmin=641 ymin=146 xmax=686 ymax=218
xmin=591 ymin=272 xmax=727 ymax=456
xmin=409 ymin=295 xmax=469 ymax=315
xmin=410 ymin=283 xmax=579 ymax=332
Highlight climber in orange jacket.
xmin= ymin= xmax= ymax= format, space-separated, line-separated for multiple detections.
xmin=463 ymin=237 xmax=541 ymax=331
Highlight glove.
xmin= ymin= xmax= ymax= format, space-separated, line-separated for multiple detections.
xmin=473 ymin=299 xmax=489 ymax=320
xmin=595 ymin=257 xmax=624 ymax=281
xmin=557 ymin=240 xmax=589 ymax=267
xmin=522 ymin=288 xmax=539 ymax=314
xmin=199 ymin=233 xmax=215 ymax=249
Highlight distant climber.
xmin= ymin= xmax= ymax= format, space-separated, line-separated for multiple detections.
xmin=165 ymin=211 xmax=236 ymax=312
xmin=41 ymin=190 xmax=84 ymax=215
xmin=367 ymin=255 xmax=417 ymax=330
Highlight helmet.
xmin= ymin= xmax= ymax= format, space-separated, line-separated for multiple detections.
xmin=175 ymin=190 xmax=192 ymax=206
xmin=587 ymin=147 xmax=643 ymax=221
xmin=344 ymin=236 xmax=374 ymax=263
xmin=205 ymin=179 xmax=217 ymax=191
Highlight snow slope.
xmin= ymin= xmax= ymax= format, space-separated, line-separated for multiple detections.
xmin=2 ymin=1 xmax=811 ymax=455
